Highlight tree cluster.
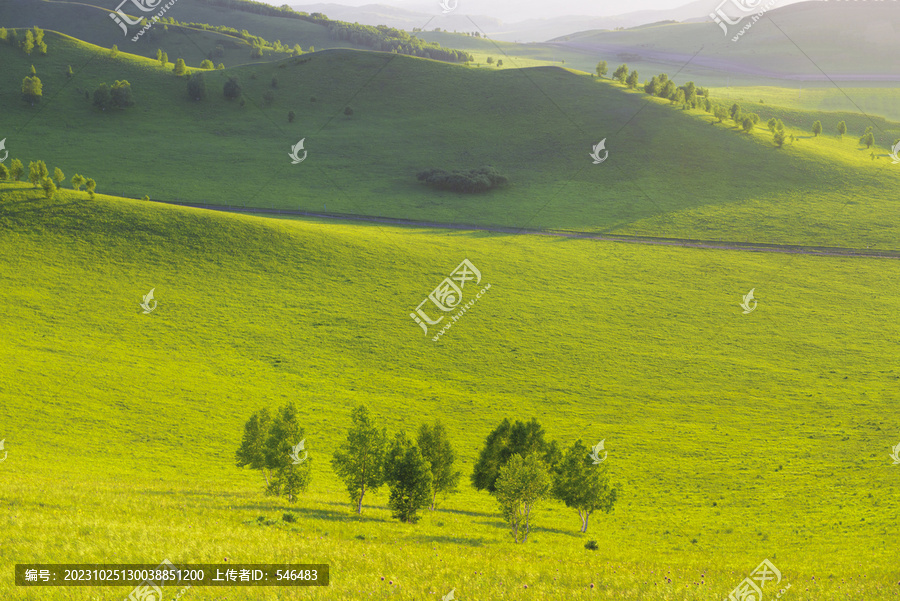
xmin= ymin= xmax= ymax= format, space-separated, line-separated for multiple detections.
xmin=416 ymin=166 xmax=509 ymax=193
xmin=92 ymin=81 xmax=134 ymax=110
xmin=1 ymin=158 xmax=96 ymax=199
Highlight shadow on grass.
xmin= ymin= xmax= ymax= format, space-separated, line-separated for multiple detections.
xmin=474 ymin=520 xmax=581 ymax=538
xmin=233 ymin=504 xmax=389 ymax=523
xmin=410 ymin=534 xmax=487 ymax=547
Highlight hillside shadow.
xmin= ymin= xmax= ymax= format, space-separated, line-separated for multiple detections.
xmin=435 ymin=507 xmax=496 ymax=518
xmin=410 ymin=534 xmax=486 ymax=547
xmin=232 ymin=503 xmax=388 ymax=523
xmin=474 ymin=520 xmax=580 ymax=538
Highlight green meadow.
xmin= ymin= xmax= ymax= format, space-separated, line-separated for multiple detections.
xmin=1 ymin=185 xmax=899 ymax=599
xmin=3 ymin=1 xmax=900 ymax=599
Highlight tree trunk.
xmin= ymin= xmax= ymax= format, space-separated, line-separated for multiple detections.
xmin=582 ymin=511 xmax=591 ymax=533
xmin=356 ymin=486 xmax=365 ymax=514
xmin=430 ymin=491 xmax=436 ymax=511
xmin=263 ymin=468 xmax=270 ymax=488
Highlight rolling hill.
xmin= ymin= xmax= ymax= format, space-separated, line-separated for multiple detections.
xmin=1 ymin=31 xmax=899 ymax=252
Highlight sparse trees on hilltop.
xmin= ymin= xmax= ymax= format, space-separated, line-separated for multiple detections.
xmin=10 ymin=159 xmax=24 ymax=181
xmin=0 ymin=164 xmax=8 ymax=182
xmin=41 ymin=177 xmax=56 ymax=198
xmin=612 ymin=63 xmax=628 ymax=83
xmin=812 ymin=120 xmax=822 ymax=137
xmin=173 ymin=58 xmax=188 ymax=76
xmin=595 ymin=60 xmax=608 ymax=78
xmin=860 ymin=126 xmax=874 ymax=148
xmin=71 ymin=174 xmax=85 ymax=191
xmin=21 ymin=75 xmax=42 ymax=104
xmin=625 ymin=70 xmax=639 ymax=89
xmin=85 ymin=178 xmax=96 ymax=198
xmin=200 ymin=59 xmax=214 ymax=69
xmin=28 ymin=160 xmax=48 ymax=187
xmin=837 ymin=120 xmax=847 ymax=139
xmin=53 ymin=167 xmax=65 ymax=186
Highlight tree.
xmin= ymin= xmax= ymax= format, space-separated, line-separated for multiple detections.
xmin=672 ymin=88 xmax=685 ymax=107
xmin=263 ymin=403 xmax=310 ymax=503
xmin=85 ymin=178 xmax=96 ymax=198
xmin=384 ymin=432 xmax=433 ymax=523
xmin=595 ymin=60 xmax=608 ymax=78
xmin=625 ymin=70 xmax=639 ymax=89
xmin=21 ymin=75 xmax=42 ymax=104
xmin=224 ymin=76 xmax=242 ymax=100
xmin=66 ymin=65 xmax=74 ymax=79
xmin=216 ymin=63 xmax=225 ymax=70
xmin=837 ymin=120 xmax=847 ymax=139
xmin=812 ymin=120 xmax=822 ymax=137
xmin=774 ymin=128 xmax=787 ymax=148
xmin=495 ymin=454 xmax=550 ymax=543
xmin=159 ymin=50 xmax=168 ymax=67
xmin=659 ymin=80 xmax=675 ymax=99
xmin=93 ymin=83 xmax=111 ymax=110
xmin=200 ymin=59 xmax=214 ymax=69
xmin=173 ymin=58 xmax=187 ymax=76
xmin=71 ymin=173 xmax=85 ymax=191
xmin=486 ymin=56 xmax=494 ymax=65
xmin=713 ymin=105 xmax=728 ymax=123
xmin=767 ymin=117 xmax=779 ymax=132
xmin=235 ymin=408 xmax=273 ymax=486
xmin=643 ymin=76 xmax=659 ymax=95
xmin=53 ymin=167 xmax=64 ymax=186
xmin=331 ymin=405 xmax=387 ymax=514
xmin=22 ymin=30 xmax=34 ymax=55
xmin=742 ymin=117 xmax=755 ymax=133
xmin=417 ymin=421 xmax=461 ymax=510
xmin=729 ymin=103 xmax=741 ymax=120
xmin=552 ymin=440 xmax=617 ymax=533
xmin=497 ymin=59 xmax=503 ymax=67
xmin=251 ymin=43 xmax=263 ymax=58
xmin=0 ymin=164 xmax=8 ymax=181
xmin=28 ymin=160 xmax=48 ymax=187
xmin=732 ymin=108 xmax=743 ymax=126
xmin=288 ymin=110 xmax=295 ymax=123
xmin=10 ymin=159 xmax=24 ymax=182
xmin=472 ymin=418 xmax=560 ymax=493
xmin=271 ymin=76 xmax=278 ymax=88
xmin=861 ymin=132 xmax=875 ymax=148
xmin=110 ymin=80 xmax=133 ymax=108
xmin=612 ymin=64 xmax=628 ymax=83
xmin=34 ymin=27 xmax=46 ymax=55
xmin=41 ymin=177 xmax=56 ymax=199
xmin=344 ymin=106 xmax=353 ymax=116
xmin=187 ymin=72 xmax=206 ymax=100
xmin=29 ymin=64 xmax=36 ymax=75
xmin=110 ymin=44 xmax=119 ymax=58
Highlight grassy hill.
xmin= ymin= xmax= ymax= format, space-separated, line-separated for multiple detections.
xmin=1 ymin=184 xmax=899 ymax=599
xmin=2 ymin=32 xmax=899 ymax=251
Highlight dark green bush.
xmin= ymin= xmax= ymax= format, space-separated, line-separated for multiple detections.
xmin=416 ymin=166 xmax=508 ymax=193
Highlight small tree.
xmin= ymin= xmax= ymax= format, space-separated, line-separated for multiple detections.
xmin=53 ymin=167 xmax=64 ymax=186
xmin=767 ymin=117 xmax=779 ymax=132
xmin=612 ymin=64 xmax=628 ymax=83
xmin=263 ymin=403 xmax=310 ymax=503
xmin=110 ymin=44 xmax=119 ymax=58
xmin=21 ymin=75 xmax=42 ymax=104
xmin=93 ymin=83 xmax=111 ymax=110
xmin=625 ymin=70 xmax=639 ymax=89
xmin=384 ymin=432 xmax=433 ymax=523
xmin=729 ymin=103 xmax=741 ymax=120
xmin=552 ymin=440 xmax=618 ymax=533
xmin=417 ymin=420 xmax=461 ymax=510
xmin=263 ymin=90 xmax=275 ymax=106
xmin=672 ymin=88 xmax=685 ymax=107
xmin=331 ymin=405 xmax=387 ymax=514
xmin=22 ymin=30 xmax=34 ymax=55
xmin=774 ymin=128 xmax=787 ymax=148
xmin=71 ymin=174 xmax=85 ymax=191
xmin=812 ymin=120 xmax=822 ymax=137
xmin=216 ymin=63 xmax=225 ymax=70
xmin=85 ymin=178 xmax=96 ymax=198
xmin=0 ymin=164 xmax=8 ymax=181
xmin=495 ymin=454 xmax=550 ymax=543
xmin=110 ymin=80 xmax=134 ymax=108
xmin=472 ymin=418 xmax=560 ymax=493
xmin=199 ymin=59 xmax=214 ymax=69
xmin=29 ymin=65 xmax=36 ymax=75
xmin=714 ymin=105 xmax=728 ymax=124
xmin=10 ymin=159 xmax=24 ymax=182
xmin=28 ymin=160 xmax=48 ymax=187
xmin=861 ymin=132 xmax=875 ymax=148
xmin=187 ymin=72 xmax=206 ymax=100
xmin=173 ymin=58 xmax=187 ymax=76
xmin=288 ymin=110 xmax=295 ymax=123
xmin=159 ymin=51 xmax=168 ymax=67
xmin=224 ymin=76 xmax=242 ymax=100
xmin=41 ymin=177 xmax=56 ymax=198
xmin=486 ymin=56 xmax=494 ymax=64
xmin=66 ymin=65 xmax=74 ymax=79
xmin=742 ymin=117 xmax=754 ymax=133
xmin=236 ymin=408 xmax=273 ymax=486
xmin=344 ymin=106 xmax=353 ymax=116
xmin=837 ymin=120 xmax=847 ymax=139
xmin=595 ymin=60 xmax=608 ymax=78
xmin=497 ymin=59 xmax=503 ymax=67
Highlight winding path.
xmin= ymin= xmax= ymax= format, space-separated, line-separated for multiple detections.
xmin=151 ymin=199 xmax=900 ymax=259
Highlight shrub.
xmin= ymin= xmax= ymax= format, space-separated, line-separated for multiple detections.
xmin=585 ymin=540 xmax=599 ymax=551
xmin=416 ymin=166 xmax=508 ymax=193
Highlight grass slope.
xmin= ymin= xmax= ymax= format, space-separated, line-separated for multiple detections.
xmin=2 ymin=33 xmax=900 ymax=250
xmin=1 ymin=185 xmax=899 ymax=599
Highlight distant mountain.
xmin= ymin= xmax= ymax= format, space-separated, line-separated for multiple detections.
xmin=291 ymin=0 xmax=811 ymax=42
